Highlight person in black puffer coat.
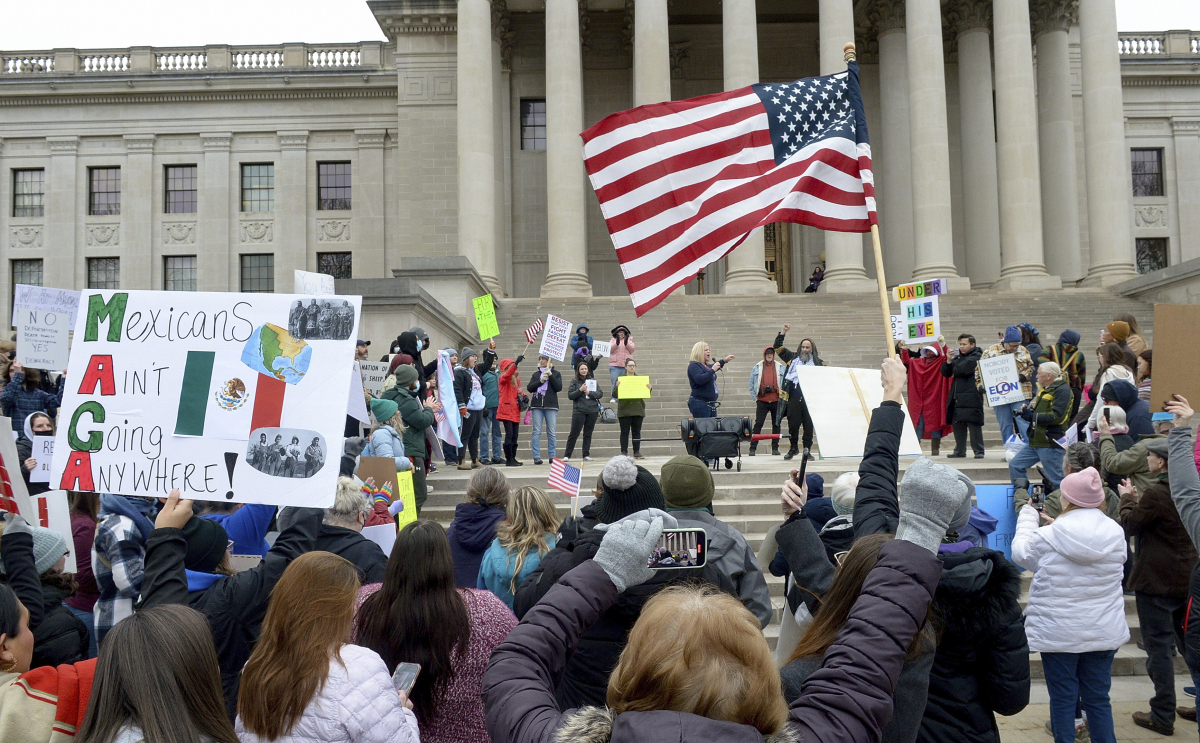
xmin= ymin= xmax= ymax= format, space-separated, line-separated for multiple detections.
xmin=0 ymin=521 xmax=88 ymax=668
xmin=513 ymin=456 xmax=736 ymax=710
xmin=941 ymin=334 xmax=986 ymax=459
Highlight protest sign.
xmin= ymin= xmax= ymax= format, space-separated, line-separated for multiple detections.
xmin=394 ymin=470 xmax=417 ymax=529
xmin=898 ymin=295 xmax=939 ymax=343
xmin=293 ymin=270 xmax=335 ymax=296
xmin=979 ymin=353 xmax=1026 ymax=407
xmin=348 ymin=362 xmax=369 ymax=424
xmin=16 ymin=306 xmax=71 ymax=371
xmin=890 ymin=315 xmax=905 ymax=341
xmin=794 ymin=367 xmax=922 ymax=458
xmin=31 ymin=436 xmax=54 ymax=484
xmin=50 ymin=290 xmax=360 ymax=508
xmin=538 ymin=315 xmax=572 ymax=362
xmin=974 ymin=485 xmax=1017 ymax=560
xmin=891 ymin=278 xmax=948 ymax=302
xmin=585 ymin=379 xmax=598 ymax=394
xmin=591 ymin=340 xmax=611 ymax=357
xmin=0 ymin=418 xmax=34 ymax=520
xmin=1149 ymin=305 xmax=1200 ymax=415
xmin=32 ymin=491 xmax=76 ymax=573
xmin=473 ymin=295 xmax=500 ymax=340
xmin=12 ymin=285 xmax=81 ymax=327
xmin=358 ymin=361 xmax=387 ymax=397
xmin=362 ymin=524 xmax=397 ymax=556
xmin=356 ymin=456 xmax=416 ymax=530
xmin=617 ymin=375 xmax=651 ymax=399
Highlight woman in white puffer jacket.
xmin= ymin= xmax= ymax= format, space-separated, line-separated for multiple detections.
xmin=1012 ymin=466 xmax=1128 ymax=743
xmin=236 ymin=551 xmax=420 ymax=743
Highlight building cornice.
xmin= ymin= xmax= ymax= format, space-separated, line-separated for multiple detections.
xmin=0 ymin=87 xmax=398 ymax=107
xmin=369 ymin=0 xmax=457 ymax=38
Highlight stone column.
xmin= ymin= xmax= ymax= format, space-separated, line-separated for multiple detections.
xmin=458 ymin=0 xmax=500 ymax=293
xmin=721 ymin=0 xmax=777 ymax=295
xmin=199 ymin=133 xmax=232 ymax=291
xmin=633 ymin=0 xmax=671 ymax=106
xmin=355 ymin=129 xmax=387 ymax=279
xmin=991 ymin=0 xmax=1059 ymax=289
xmin=1079 ymin=0 xmax=1136 ymax=283
xmin=44 ymin=136 xmax=79 ymax=290
xmin=872 ymin=0 xmax=916 ymax=284
xmin=277 ymin=131 xmax=309 ymax=286
xmin=542 ymin=0 xmax=593 ymax=296
xmin=122 ymin=134 xmax=155 ymax=289
xmin=905 ymin=0 xmax=964 ymax=284
xmin=818 ymin=0 xmax=875 ymax=292
xmin=948 ymin=1 xmax=1002 ymax=286
xmin=1173 ymin=118 xmax=1200 ymax=263
xmin=1032 ymin=0 xmax=1083 ymax=282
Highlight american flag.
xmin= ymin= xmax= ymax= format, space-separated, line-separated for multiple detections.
xmin=582 ymin=62 xmax=876 ymax=316
xmin=524 ymin=318 xmax=544 ymax=345
xmin=547 ymin=458 xmax=582 ymax=498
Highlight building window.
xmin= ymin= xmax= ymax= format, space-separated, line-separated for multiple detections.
xmin=521 ymin=99 xmax=546 ymax=151
xmin=317 ymin=252 xmax=353 ymax=279
xmin=165 ymin=165 xmax=198 ymax=214
xmin=1135 ymin=238 xmax=1169 ymax=274
xmin=317 ymin=162 xmax=352 ymax=210
xmin=1131 ymin=149 xmax=1164 ymax=197
xmin=13 ymin=169 xmax=45 ymax=218
xmin=164 ymin=255 xmax=197 ymax=291
xmin=240 ymin=254 xmax=274 ymax=293
xmin=241 ymin=164 xmax=274 ymax=212
xmin=86 ymin=257 xmax=120 ymax=289
xmin=12 ymin=259 xmax=43 ymax=289
xmin=89 ymin=167 xmax=121 ymax=216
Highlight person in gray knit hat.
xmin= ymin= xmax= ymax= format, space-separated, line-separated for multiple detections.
xmin=1 ymin=516 xmax=88 ymax=667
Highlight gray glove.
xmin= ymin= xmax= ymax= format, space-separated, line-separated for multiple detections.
xmin=896 ymin=457 xmax=971 ymax=554
xmin=2 ymin=513 xmax=33 ymax=537
xmin=593 ymin=516 xmax=663 ymax=592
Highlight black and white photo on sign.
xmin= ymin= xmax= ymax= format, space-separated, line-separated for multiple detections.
xmin=245 ymin=427 xmax=327 ymax=479
xmin=287 ymin=298 xmax=355 ymax=341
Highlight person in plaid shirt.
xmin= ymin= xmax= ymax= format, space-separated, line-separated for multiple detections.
xmin=976 ymin=326 xmax=1035 ymax=445
xmin=91 ymin=494 xmax=157 ymax=644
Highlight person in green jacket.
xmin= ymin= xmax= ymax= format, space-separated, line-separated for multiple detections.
xmin=612 ymin=359 xmax=650 ymax=459
xmin=1008 ymin=362 xmax=1073 ymax=492
xmin=1097 ymin=414 xmax=1172 ymax=496
xmin=386 ymin=364 xmax=440 ymax=513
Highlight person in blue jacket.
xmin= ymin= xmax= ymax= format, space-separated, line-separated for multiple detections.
xmin=570 ymin=325 xmax=593 ymax=354
xmin=367 ymin=398 xmax=414 ymax=473
xmin=195 ymin=501 xmax=276 ymax=558
xmin=687 ymin=341 xmax=734 ymax=418
xmin=479 ymin=363 xmax=502 ymax=465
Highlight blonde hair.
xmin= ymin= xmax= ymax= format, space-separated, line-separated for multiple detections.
xmin=689 ymin=341 xmax=709 ymax=364
xmin=370 ymin=410 xmax=406 ymax=436
xmin=326 ymin=476 xmax=371 ymax=528
xmin=607 ymin=585 xmax=788 ymax=735
xmin=495 ymin=486 xmax=562 ymax=594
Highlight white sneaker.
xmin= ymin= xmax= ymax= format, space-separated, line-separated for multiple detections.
xmin=562 ymin=457 xmax=570 ymax=462
xmin=609 ymin=398 xmax=617 ymax=403
xmin=583 ymin=456 xmax=592 ymax=461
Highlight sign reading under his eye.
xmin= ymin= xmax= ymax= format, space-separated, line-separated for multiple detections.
xmin=899 ymin=295 xmax=940 ymax=343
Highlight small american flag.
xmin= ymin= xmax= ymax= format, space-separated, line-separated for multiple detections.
xmin=582 ymin=61 xmax=876 ymax=316
xmin=547 ymin=458 xmax=582 ymax=498
xmin=524 ymin=318 xmax=544 ymax=345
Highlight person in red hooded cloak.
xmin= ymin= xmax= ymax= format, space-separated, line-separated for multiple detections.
xmin=898 ymin=340 xmax=954 ymax=455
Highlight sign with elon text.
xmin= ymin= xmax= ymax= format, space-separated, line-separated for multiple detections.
xmin=979 ymin=353 xmax=1026 ymax=408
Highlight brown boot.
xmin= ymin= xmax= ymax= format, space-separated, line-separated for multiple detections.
xmin=457 ymin=460 xmax=472 ymax=471
xmin=931 ymin=438 xmax=941 ymax=456
xmin=472 ymin=459 xmax=481 ymax=469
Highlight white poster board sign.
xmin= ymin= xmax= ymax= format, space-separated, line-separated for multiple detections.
xmin=50 ymin=290 xmax=360 ymax=508
xmin=31 ymin=436 xmax=54 ymax=483
xmin=794 ymin=366 xmax=923 ymax=458
xmin=348 ymin=362 xmax=369 ymax=424
xmin=591 ymin=340 xmax=611 ymax=357
xmin=539 ymin=314 xmax=572 ymax=362
xmin=12 ymin=285 xmax=81 ymax=326
xmin=16 ymin=307 xmax=71 ymax=371
xmin=359 ymin=361 xmax=387 ymax=397
xmin=31 ymin=491 xmax=76 ymax=573
xmin=890 ymin=315 xmax=905 ymax=341
xmin=294 ymin=270 xmax=336 ymax=297
xmin=979 ymin=353 xmax=1026 ymax=408
xmin=898 ymin=295 xmax=940 ymax=343
xmin=362 ymin=523 xmax=397 ymax=556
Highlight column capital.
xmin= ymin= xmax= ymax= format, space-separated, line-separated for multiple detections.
xmin=867 ymin=0 xmax=908 ymax=36
xmin=855 ymin=32 xmax=881 ymax=62
xmin=1030 ymin=0 xmax=1078 ymax=38
xmin=123 ymin=134 xmax=156 ymax=153
xmin=492 ymin=0 xmax=517 ymax=72
xmin=579 ymin=0 xmax=592 ymax=52
xmin=670 ymin=41 xmax=692 ymax=78
xmin=46 ymin=136 xmax=79 ymax=155
xmin=945 ymin=0 xmax=992 ymax=38
xmin=201 ymin=132 xmax=233 ymax=151
xmin=278 ymin=131 xmax=310 ymax=150
xmin=623 ymin=0 xmax=635 ymax=51
xmin=1172 ymin=118 xmax=1200 ymax=135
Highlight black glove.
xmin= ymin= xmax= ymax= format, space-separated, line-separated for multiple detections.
xmin=1019 ymin=406 xmax=1035 ymax=422
xmin=515 ymin=355 xmax=525 ymax=366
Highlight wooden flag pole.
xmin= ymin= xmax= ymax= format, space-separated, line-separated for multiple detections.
xmin=843 ymin=41 xmax=895 ymax=361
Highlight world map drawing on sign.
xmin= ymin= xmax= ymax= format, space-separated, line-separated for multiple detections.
xmin=240 ymin=323 xmax=312 ymax=384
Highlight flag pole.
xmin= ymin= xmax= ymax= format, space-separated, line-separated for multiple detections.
xmin=844 ymin=41 xmax=895 ymax=361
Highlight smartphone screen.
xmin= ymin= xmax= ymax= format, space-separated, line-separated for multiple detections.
xmin=1031 ymin=484 xmax=1045 ymax=512
xmin=648 ymin=528 xmax=706 ymax=569
xmin=391 ymin=662 xmax=421 ymax=693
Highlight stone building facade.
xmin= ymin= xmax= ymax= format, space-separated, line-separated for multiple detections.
xmin=0 ymin=0 xmax=1197 ymax=326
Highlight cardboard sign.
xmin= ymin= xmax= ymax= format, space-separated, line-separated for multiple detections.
xmin=591 ymin=340 xmax=611 ymax=357
xmin=294 ymin=270 xmax=335 ymax=296
xmin=32 ymin=490 xmax=76 ymax=573
xmin=473 ymin=295 xmax=500 ymax=340
xmin=979 ymin=353 xmax=1026 ymax=407
xmin=12 ymin=285 xmax=80 ymax=327
xmin=51 ymin=290 xmax=361 ymax=508
xmin=1149 ymin=305 xmax=1199 ymax=416
xmin=617 ymin=375 xmax=651 ymax=399
xmin=899 ymin=295 xmax=940 ymax=343
xmin=974 ymin=485 xmax=1018 ymax=561
xmin=0 ymin=418 xmax=34 ymax=520
xmin=892 ymin=278 xmax=948 ymax=302
xmin=16 ymin=307 xmax=71 ymax=370
xmin=792 ymin=366 xmax=923 ymax=458
xmin=30 ymin=436 xmax=54 ymax=483
xmin=890 ymin=315 xmax=905 ymax=341
xmin=539 ymin=315 xmax=572 ymax=362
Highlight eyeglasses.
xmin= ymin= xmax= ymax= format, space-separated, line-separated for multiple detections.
xmin=228 ymin=540 xmax=236 ymax=553
xmin=833 ymin=550 xmax=849 ymax=566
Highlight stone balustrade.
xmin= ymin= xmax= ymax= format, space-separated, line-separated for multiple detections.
xmin=0 ymin=42 xmax=387 ymax=75
xmin=1118 ymin=30 xmax=1200 ymax=57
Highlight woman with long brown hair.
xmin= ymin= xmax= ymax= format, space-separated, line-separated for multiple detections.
xmin=356 ymin=520 xmax=516 ymax=743
xmin=237 ymin=551 xmax=418 ymax=743
xmin=1085 ymin=343 xmax=1136 ymax=432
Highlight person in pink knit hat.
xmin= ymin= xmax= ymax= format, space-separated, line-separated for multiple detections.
xmin=1012 ymin=466 xmax=1129 ymax=743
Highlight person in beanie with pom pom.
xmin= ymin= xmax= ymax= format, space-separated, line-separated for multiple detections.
xmin=512 ymin=455 xmax=734 ymax=709
xmin=1013 ymin=467 xmax=1128 ymax=743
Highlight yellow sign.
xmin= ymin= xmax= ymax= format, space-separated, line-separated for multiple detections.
xmin=395 ymin=469 xmax=418 ymax=529
xmin=617 ymin=375 xmax=651 ymax=399
xmin=473 ymin=295 xmax=499 ymax=340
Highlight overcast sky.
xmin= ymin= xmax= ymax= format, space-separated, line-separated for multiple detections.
xmin=0 ymin=0 xmax=1196 ymax=50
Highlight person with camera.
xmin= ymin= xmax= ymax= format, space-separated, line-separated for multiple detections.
xmin=1008 ymin=362 xmax=1072 ymax=494
xmin=748 ymin=347 xmax=785 ymax=456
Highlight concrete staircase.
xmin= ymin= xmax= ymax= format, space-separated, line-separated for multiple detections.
xmin=427 ymin=288 xmax=1161 ymax=677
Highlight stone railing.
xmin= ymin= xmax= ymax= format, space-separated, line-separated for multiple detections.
xmin=1 ymin=42 xmax=387 ymax=75
xmin=1118 ymin=30 xmax=1200 ymax=57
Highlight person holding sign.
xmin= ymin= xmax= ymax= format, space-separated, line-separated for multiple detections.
xmin=613 ymin=359 xmax=650 ymax=459
xmin=496 ymin=355 xmax=526 ymax=467
xmin=975 ymin=326 xmax=1035 ymax=445
xmin=527 ymin=356 xmax=562 ymax=465
xmin=16 ymin=412 xmax=53 ymax=496
xmin=454 ymin=344 xmax=497 ymax=471
xmin=565 ymin=359 xmax=603 ymax=461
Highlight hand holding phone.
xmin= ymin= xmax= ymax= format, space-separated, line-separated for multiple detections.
xmin=391 ymin=662 xmax=421 ymax=694
xmin=1031 ymin=484 xmax=1045 ymax=512
xmin=648 ymin=528 xmax=706 ymax=569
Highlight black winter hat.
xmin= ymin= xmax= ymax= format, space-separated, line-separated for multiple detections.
xmin=181 ymin=516 xmax=229 ymax=573
xmin=594 ymin=456 xmax=666 ymax=523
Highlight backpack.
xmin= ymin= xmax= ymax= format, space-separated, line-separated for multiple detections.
xmin=599 ymin=406 xmax=618 ymax=424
